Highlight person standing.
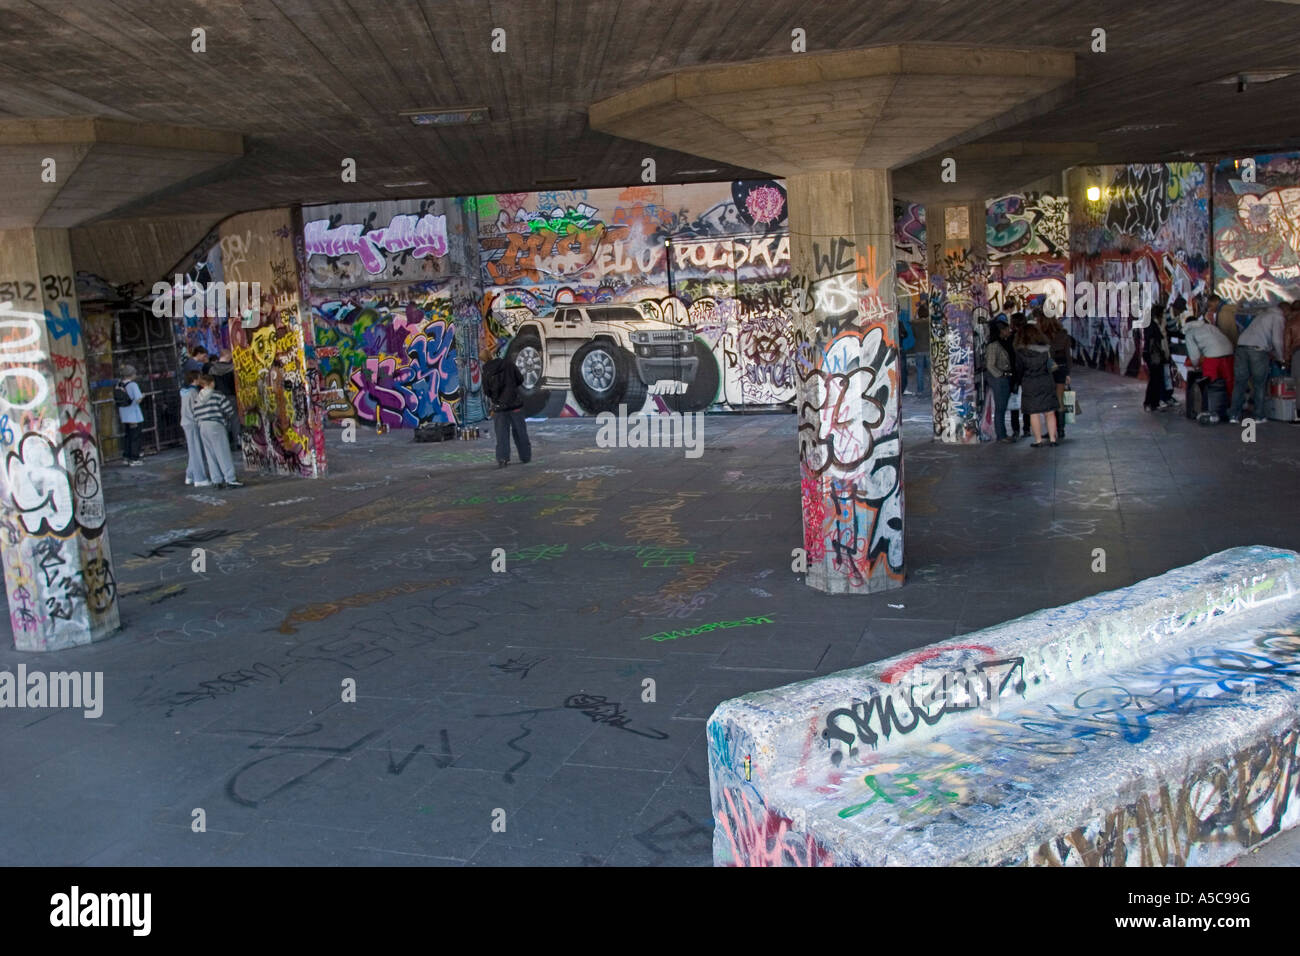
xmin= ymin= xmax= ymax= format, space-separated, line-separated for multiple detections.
xmin=1284 ymin=300 xmax=1300 ymax=374
xmin=1007 ymin=312 xmax=1028 ymax=439
xmin=1039 ymin=311 xmax=1073 ymax=438
xmin=910 ymin=301 xmax=931 ymax=397
xmin=116 ymin=364 xmax=145 ymax=466
xmin=179 ymin=370 xmax=212 ymax=487
xmin=1228 ymin=302 xmax=1286 ymax=424
xmin=1183 ymin=308 xmax=1236 ymax=402
xmin=985 ymin=319 xmax=1015 ymax=443
xmin=207 ymin=348 xmax=240 ymax=449
xmin=193 ymin=373 xmax=243 ymax=488
xmin=1015 ymin=321 xmax=1060 ymax=446
xmin=1143 ymin=302 xmax=1176 ymax=412
xmin=481 ymin=346 xmax=531 ymax=468
xmin=1206 ymin=294 xmax=1240 ymax=347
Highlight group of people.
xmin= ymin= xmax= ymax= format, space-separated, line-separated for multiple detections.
xmin=180 ymin=346 xmax=243 ymax=488
xmin=985 ymin=310 xmax=1072 ymax=447
xmin=117 ymin=346 xmax=244 ymax=487
xmin=1156 ymin=294 xmax=1299 ymax=423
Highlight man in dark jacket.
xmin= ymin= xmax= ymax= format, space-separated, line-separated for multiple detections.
xmin=481 ymin=347 xmax=531 ymax=468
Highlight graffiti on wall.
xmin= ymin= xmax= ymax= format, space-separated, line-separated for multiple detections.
xmin=1069 ymin=164 xmax=1210 ymax=378
xmin=313 ymin=285 xmax=463 ymax=427
xmin=477 ymin=181 xmax=795 ymax=417
xmin=987 ymin=193 xmax=1068 ymax=262
xmin=304 ymin=201 xmax=454 ymax=287
xmin=1214 ymin=152 xmax=1300 ymax=304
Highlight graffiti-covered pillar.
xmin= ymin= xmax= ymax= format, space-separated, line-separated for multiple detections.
xmin=925 ymin=201 xmax=991 ymax=443
xmin=0 ymin=228 xmax=119 ymax=650
xmin=220 ymin=208 xmax=327 ymax=478
xmin=789 ymin=169 xmax=904 ymax=594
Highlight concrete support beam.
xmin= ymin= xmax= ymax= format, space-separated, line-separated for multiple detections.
xmin=925 ymin=200 xmax=991 ymax=443
xmin=789 ymin=169 xmax=903 ymax=593
xmin=0 ymin=228 xmax=120 ymax=650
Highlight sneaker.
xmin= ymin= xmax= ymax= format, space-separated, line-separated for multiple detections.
xmin=185 ymin=476 xmax=193 ymax=485
xmin=225 ymin=480 xmax=244 ymax=488
xmin=193 ymin=481 xmax=213 ymax=488
xmin=127 ymin=459 xmax=144 ymax=467
xmin=1228 ymin=416 xmax=1240 ymax=424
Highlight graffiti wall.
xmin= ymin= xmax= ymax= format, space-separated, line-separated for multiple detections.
xmin=986 ymin=192 xmax=1070 ymax=317
xmin=1067 ymin=164 xmax=1210 ymax=376
xmin=0 ymin=228 xmax=119 ymax=650
xmin=1214 ymin=152 xmax=1300 ymax=305
xmin=220 ymin=209 xmax=326 ymax=476
xmin=476 ymin=180 xmax=793 ymax=416
xmin=303 ymin=198 xmax=486 ymax=428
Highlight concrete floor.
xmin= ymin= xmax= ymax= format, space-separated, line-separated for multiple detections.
xmin=2 ymin=366 xmax=1299 ymax=866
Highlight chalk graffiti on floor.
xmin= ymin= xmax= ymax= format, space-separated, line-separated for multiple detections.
xmin=642 ymin=616 xmax=775 ymax=642
xmin=277 ymin=577 xmax=460 ymax=633
xmin=490 ymin=654 xmax=548 ymax=679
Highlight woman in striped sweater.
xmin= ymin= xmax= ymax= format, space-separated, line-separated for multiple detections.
xmin=193 ymin=374 xmax=243 ymax=488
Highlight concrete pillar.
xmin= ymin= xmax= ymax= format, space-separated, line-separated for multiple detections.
xmin=789 ymin=169 xmax=904 ymax=593
xmin=925 ymin=201 xmax=991 ymax=443
xmin=0 ymin=228 xmax=120 ymax=650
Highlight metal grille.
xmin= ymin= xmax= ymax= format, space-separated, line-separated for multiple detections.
xmin=106 ymin=308 xmax=183 ymax=460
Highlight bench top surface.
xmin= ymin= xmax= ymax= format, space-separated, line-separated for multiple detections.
xmin=759 ymin=601 xmax=1300 ymax=864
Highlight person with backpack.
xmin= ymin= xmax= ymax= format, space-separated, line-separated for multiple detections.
xmin=480 ymin=346 xmax=531 ymax=468
xmin=115 ymin=365 xmax=145 ymax=466
xmin=193 ymin=373 xmax=243 ymax=488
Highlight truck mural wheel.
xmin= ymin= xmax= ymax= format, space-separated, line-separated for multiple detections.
xmin=570 ymin=340 xmax=645 ymax=414
xmin=663 ymin=339 xmax=719 ymax=413
xmin=505 ymin=331 xmax=551 ymax=416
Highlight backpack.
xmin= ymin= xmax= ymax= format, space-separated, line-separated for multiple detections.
xmin=483 ymin=362 xmax=507 ymax=403
xmin=113 ymin=381 xmax=133 ymax=407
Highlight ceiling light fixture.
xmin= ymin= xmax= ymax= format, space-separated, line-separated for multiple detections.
xmin=381 ymin=180 xmax=430 ymax=188
xmin=400 ymin=106 xmax=490 ymax=126
xmin=675 ymin=168 xmax=720 ymax=176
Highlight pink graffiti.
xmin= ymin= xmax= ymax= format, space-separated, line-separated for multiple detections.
xmin=717 ymin=787 xmax=833 ymax=867
xmin=745 ymin=185 xmax=785 ymax=225
xmin=800 ymin=466 xmax=826 ymax=563
xmin=304 ymin=213 xmax=449 ymax=274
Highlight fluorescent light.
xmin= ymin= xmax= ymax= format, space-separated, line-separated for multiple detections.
xmin=676 ymin=168 xmax=720 ymax=175
xmin=381 ymin=180 xmax=430 ymax=188
xmin=400 ymin=107 xmax=489 ymax=126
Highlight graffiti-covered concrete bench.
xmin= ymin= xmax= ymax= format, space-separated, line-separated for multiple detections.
xmin=707 ymin=546 xmax=1300 ymax=866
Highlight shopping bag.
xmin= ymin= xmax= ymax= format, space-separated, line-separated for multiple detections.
xmin=1008 ymin=388 xmax=1021 ymax=411
xmin=1063 ymin=389 xmax=1078 ymax=424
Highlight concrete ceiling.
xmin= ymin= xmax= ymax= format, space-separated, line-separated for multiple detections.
xmin=589 ymin=44 xmax=1076 ymax=175
xmin=0 ymin=118 xmax=241 ymax=228
xmin=2 ymin=0 xmax=1300 ymax=222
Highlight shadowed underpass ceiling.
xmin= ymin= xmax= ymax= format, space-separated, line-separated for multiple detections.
xmin=1 ymin=0 xmax=1299 ymax=222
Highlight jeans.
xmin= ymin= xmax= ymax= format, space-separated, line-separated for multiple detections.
xmin=990 ymin=376 xmax=1011 ymax=440
xmin=494 ymin=408 xmax=531 ymax=463
xmin=198 ymin=421 xmax=237 ymax=483
xmin=1144 ymin=360 xmax=1168 ymax=409
xmin=912 ymin=353 xmax=930 ymax=396
xmin=123 ymin=422 xmax=142 ymax=461
xmin=1229 ymin=347 xmax=1272 ymax=419
xmin=182 ymin=423 xmax=210 ymax=483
